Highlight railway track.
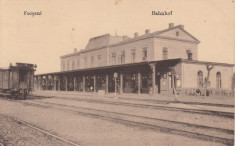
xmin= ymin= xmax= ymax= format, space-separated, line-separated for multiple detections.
xmin=14 ymin=99 xmax=234 ymax=145
xmin=0 ymin=113 xmax=80 ymax=146
xmin=0 ymin=96 xmax=234 ymax=145
xmin=46 ymin=96 xmax=234 ymax=119
xmin=30 ymin=93 xmax=235 ymax=108
xmin=121 ymin=97 xmax=235 ymax=108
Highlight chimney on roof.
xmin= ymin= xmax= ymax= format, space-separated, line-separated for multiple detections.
xmin=123 ymin=35 xmax=128 ymax=41
xmin=74 ymin=48 xmax=77 ymax=53
xmin=145 ymin=29 xmax=150 ymax=34
xmin=134 ymin=32 xmax=138 ymax=38
xmin=179 ymin=25 xmax=184 ymax=29
xmin=169 ymin=23 xmax=174 ymax=28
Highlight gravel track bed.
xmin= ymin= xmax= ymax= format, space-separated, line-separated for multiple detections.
xmin=0 ymin=98 xmax=228 ymax=146
xmin=121 ymin=97 xmax=235 ymax=108
xmin=53 ymin=96 xmax=234 ymax=118
xmin=0 ymin=114 xmax=74 ymax=146
xmin=31 ymin=92 xmax=234 ymax=106
xmin=32 ymin=98 xmax=234 ymax=130
xmin=27 ymin=100 xmax=234 ymax=141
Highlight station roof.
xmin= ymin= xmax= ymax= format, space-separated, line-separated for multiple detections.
xmin=35 ymin=59 xmax=234 ymax=77
xmin=60 ymin=24 xmax=200 ymax=58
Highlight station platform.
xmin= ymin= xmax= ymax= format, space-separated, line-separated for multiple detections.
xmin=31 ymin=90 xmax=234 ymax=106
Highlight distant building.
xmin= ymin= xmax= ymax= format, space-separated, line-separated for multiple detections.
xmin=35 ymin=23 xmax=234 ymax=96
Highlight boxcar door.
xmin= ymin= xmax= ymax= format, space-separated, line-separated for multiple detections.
xmin=12 ymin=70 xmax=19 ymax=89
xmin=19 ymin=69 xmax=27 ymax=89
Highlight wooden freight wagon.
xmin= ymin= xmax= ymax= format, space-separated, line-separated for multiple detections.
xmin=0 ymin=63 xmax=37 ymax=99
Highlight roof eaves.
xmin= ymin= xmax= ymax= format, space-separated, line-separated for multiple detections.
xmin=155 ymin=25 xmax=200 ymax=43
xmin=155 ymin=36 xmax=200 ymax=44
xmin=80 ymin=46 xmax=108 ymax=53
xmin=60 ymin=52 xmax=80 ymax=58
xmin=181 ymin=59 xmax=234 ymax=66
xmin=109 ymin=34 xmax=155 ymax=47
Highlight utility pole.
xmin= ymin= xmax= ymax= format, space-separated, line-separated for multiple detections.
xmin=204 ymin=64 xmax=213 ymax=96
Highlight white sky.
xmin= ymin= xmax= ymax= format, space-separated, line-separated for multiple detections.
xmin=0 ymin=0 xmax=234 ymax=74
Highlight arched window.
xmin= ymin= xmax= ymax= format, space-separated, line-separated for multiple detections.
xmin=197 ymin=71 xmax=203 ymax=88
xmin=216 ymin=72 xmax=222 ymax=89
xmin=162 ymin=47 xmax=168 ymax=60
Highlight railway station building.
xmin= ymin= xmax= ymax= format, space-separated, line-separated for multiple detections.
xmin=34 ymin=23 xmax=234 ymax=96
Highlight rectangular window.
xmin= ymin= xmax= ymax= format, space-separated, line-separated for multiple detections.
xmin=72 ymin=61 xmax=74 ymax=70
xmin=98 ymin=55 xmax=101 ymax=60
xmin=186 ymin=50 xmax=192 ymax=60
xmin=67 ymin=61 xmax=69 ymax=70
xmin=121 ymin=51 xmax=125 ymax=63
xmin=84 ymin=57 xmax=87 ymax=67
xmin=61 ymin=61 xmax=63 ymax=70
xmin=112 ymin=53 xmax=116 ymax=64
xmin=91 ymin=56 xmax=94 ymax=67
xmin=118 ymin=55 xmax=121 ymax=63
xmin=98 ymin=55 xmax=101 ymax=66
xmin=131 ymin=49 xmax=136 ymax=62
xmin=163 ymin=47 xmax=168 ymax=60
xmin=142 ymin=47 xmax=147 ymax=61
xmin=61 ymin=61 xmax=65 ymax=71
xmin=188 ymin=53 xmax=192 ymax=60
xmin=63 ymin=62 xmax=65 ymax=71
xmin=77 ymin=59 xmax=79 ymax=69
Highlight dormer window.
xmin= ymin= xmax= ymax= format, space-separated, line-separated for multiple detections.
xmin=186 ymin=50 xmax=192 ymax=60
